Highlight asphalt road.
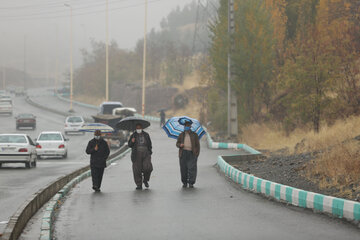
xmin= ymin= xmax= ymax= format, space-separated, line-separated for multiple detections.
xmin=0 ymin=90 xmax=98 ymax=234
xmin=55 ymin=124 xmax=360 ymax=239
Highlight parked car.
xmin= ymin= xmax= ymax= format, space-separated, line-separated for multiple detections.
xmin=64 ymin=116 xmax=85 ymax=135
xmin=35 ymin=131 xmax=69 ymax=159
xmin=16 ymin=113 xmax=36 ymax=130
xmin=0 ymin=134 xmax=37 ymax=168
xmin=0 ymin=100 xmax=12 ymax=115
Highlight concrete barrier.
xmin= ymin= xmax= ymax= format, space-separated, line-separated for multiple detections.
xmin=218 ymin=155 xmax=360 ymax=225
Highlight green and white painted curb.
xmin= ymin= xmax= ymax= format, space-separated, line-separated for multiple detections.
xmin=206 ymin=129 xmax=261 ymax=154
xmin=39 ymin=148 xmax=131 ymax=240
xmin=218 ymin=156 xmax=360 ymax=223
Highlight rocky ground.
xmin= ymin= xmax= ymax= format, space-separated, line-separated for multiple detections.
xmin=231 ymin=150 xmax=359 ymax=201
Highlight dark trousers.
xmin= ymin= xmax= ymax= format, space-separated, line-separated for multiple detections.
xmin=180 ymin=150 xmax=197 ymax=185
xmin=91 ymin=166 xmax=105 ymax=189
xmin=132 ymin=150 xmax=153 ymax=187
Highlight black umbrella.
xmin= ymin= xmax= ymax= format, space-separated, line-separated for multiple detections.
xmin=116 ymin=117 xmax=151 ymax=131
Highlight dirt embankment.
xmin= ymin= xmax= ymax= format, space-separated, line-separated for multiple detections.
xmin=232 ymin=118 xmax=360 ymax=201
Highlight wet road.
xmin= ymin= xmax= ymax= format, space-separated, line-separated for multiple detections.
xmin=0 ymin=90 xmax=97 ymax=234
xmin=55 ymin=124 xmax=360 ymax=239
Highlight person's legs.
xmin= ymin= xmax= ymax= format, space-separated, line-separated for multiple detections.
xmin=187 ymin=152 xmax=198 ymax=186
xmin=142 ymin=152 xmax=153 ymax=185
xmin=179 ymin=151 xmax=189 ymax=185
xmin=132 ymin=153 xmax=143 ymax=188
xmin=90 ymin=166 xmax=97 ymax=189
xmin=97 ymin=167 xmax=105 ymax=189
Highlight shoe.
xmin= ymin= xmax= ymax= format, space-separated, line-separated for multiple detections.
xmin=92 ymin=186 xmax=99 ymax=191
xmin=144 ymin=181 xmax=149 ymax=188
xmin=182 ymin=183 xmax=188 ymax=188
xmin=189 ymin=184 xmax=194 ymax=188
xmin=95 ymin=188 xmax=101 ymax=192
xmin=136 ymin=186 xmax=142 ymax=190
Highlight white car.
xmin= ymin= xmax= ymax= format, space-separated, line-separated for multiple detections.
xmin=64 ymin=116 xmax=85 ymax=135
xmin=0 ymin=100 xmax=12 ymax=115
xmin=0 ymin=134 xmax=37 ymax=168
xmin=36 ymin=131 xmax=69 ymax=159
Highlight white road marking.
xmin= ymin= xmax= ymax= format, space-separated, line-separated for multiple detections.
xmin=0 ymin=221 xmax=8 ymax=224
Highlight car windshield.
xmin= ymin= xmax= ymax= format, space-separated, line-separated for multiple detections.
xmin=67 ymin=117 xmax=83 ymax=123
xmin=19 ymin=114 xmax=34 ymax=118
xmin=102 ymin=104 xmax=122 ymax=114
xmin=0 ymin=135 xmax=27 ymax=144
xmin=38 ymin=133 xmax=63 ymax=141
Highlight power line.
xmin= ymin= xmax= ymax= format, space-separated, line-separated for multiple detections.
xmin=0 ymin=0 xmax=164 ymax=21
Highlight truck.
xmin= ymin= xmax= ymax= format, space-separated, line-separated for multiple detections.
xmin=92 ymin=102 xmax=136 ymax=148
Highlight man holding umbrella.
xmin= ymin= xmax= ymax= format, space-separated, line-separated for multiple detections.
xmin=176 ymin=120 xmax=200 ymax=188
xmin=86 ymin=130 xmax=110 ymax=192
xmin=128 ymin=123 xmax=153 ymax=190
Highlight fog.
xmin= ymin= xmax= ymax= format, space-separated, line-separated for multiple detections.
xmin=0 ymin=0 xmax=194 ymax=81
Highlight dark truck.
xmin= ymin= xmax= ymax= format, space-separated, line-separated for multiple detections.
xmin=92 ymin=102 xmax=136 ymax=148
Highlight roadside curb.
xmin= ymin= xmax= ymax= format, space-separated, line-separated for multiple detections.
xmin=25 ymin=96 xmax=70 ymax=117
xmin=39 ymin=148 xmax=131 ymax=240
xmin=206 ymin=130 xmax=261 ymax=154
xmin=218 ymin=155 xmax=360 ymax=225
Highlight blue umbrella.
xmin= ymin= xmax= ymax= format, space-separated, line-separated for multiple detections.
xmin=163 ymin=116 xmax=206 ymax=140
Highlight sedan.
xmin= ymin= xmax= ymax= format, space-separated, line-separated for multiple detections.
xmin=64 ymin=116 xmax=85 ymax=135
xmin=0 ymin=134 xmax=37 ymax=168
xmin=36 ymin=131 xmax=69 ymax=159
xmin=16 ymin=113 xmax=36 ymax=130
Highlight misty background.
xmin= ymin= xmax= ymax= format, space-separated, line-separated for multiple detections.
xmin=0 ymin=0 xmax=194 ymax=80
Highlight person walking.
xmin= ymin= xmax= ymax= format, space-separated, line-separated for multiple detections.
xmin=176 ymin=121 xmax=200 ymax=188
xmin=128 ymin=123 xmax=153 ymax=190
xmin=160 ymin=110 xmax=166 ymax=127
xmin=86 ymin=130 xmax=110 ymax=192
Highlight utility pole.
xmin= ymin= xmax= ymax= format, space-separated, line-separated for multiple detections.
xmin=141 ymin=0 xmax=148 ymax=117
xmin=105 ymin=0 xmax=109 ymax=101
xmin=65 ymin=3 xmax=74 ymax=112
xmin=227 ymin=0 xmax=238 ymax=138
xmin=55 ymin=25 xmax=59 ymax=94
xmin=2 ymin=66 xmax=5 ymax=90
xmin=24 ymin=35 xmax=27 ymax=91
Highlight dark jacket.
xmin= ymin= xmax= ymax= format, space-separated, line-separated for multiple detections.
xmin=176 ymin=131 xmax=200 ymax=158
xmin=86 ymin=138 xmax=110 ymax=168
xmin=128 ymin=131 xmax=152 ymax=161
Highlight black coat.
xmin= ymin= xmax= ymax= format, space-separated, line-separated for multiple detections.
xmin=86 ymin=138 xmax=110 ymax=168
xmin=128 ymin=131 xmax=152 ymax=161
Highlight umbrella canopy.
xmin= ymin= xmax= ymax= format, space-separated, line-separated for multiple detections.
xmin=162 ymin=116 xmax=206 ymax=140
xmin=116 ymin=117 xmax=150 ymax=131
xmin=79 ymin=123 xmax=114 ymax=133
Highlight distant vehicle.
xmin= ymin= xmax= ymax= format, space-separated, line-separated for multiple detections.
xmin=36 ymin=131 xmax=69 ymax=159
xmin=64 ymin=116 xmax=85 ymax=135
xmin=92 ymin=103 xmax=133 ymax=149
xmin=0 ymin=90 xmax=6 ymax=95
xmin=0 ymin=134 xmax=37 ymax=168
xmin=0 ymin=95 xmax=12 ymax=103
xmin=0 ymin=100 xmax=13 ymax=115
xmin=56 ymin=87 xmax=70 ymax=96
xmin=14 ymin=87 xmax=25 ymax=96
xmin=99 ymin=101 xmax=123 ymax=115
xmin=15 ymin=113 xmax=36 ymax=130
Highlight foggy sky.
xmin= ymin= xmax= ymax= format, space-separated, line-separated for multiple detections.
xmin=0 ymin=0 xmax=194 ymax=82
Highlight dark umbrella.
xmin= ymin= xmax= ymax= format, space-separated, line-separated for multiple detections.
xmin=116 ymin=117 xmax=150 ymax=131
